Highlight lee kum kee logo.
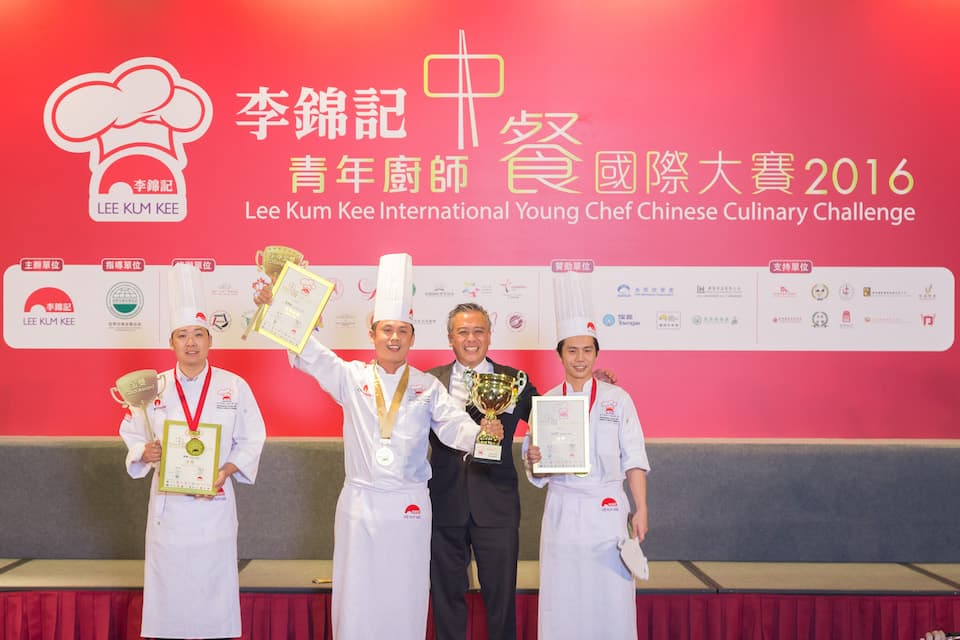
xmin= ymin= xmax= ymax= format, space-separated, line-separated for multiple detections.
xmin=22 ymin=288 xmax=77 ymax=328
xmin=403 ymin=504 xmax=422 ymax=519
xmin=600 ymin=497 xmax=619 ymax=511
xmin=43 ymin=57 xmax=212 ymax=222
xmin=24 ymin=287 xmax=73 ymax=313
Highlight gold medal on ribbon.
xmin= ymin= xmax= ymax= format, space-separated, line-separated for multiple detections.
xmin=372 ymin=363 xmax=410 ymax=467
xmin=186 ymin=436 xmax=205 ymax=456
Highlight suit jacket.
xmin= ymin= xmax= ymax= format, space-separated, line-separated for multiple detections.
xmin=427 ymin=358 xmax=538 ymax=528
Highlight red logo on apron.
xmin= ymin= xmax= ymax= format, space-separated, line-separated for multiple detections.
xmin=403 ymin=504 xmax=422 ymax=519
xmin=601 ymin=497 xmax=619 ymax=511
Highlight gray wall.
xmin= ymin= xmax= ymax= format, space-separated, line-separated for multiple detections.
xmin=1 ymin=437 xmax=957 ymax=561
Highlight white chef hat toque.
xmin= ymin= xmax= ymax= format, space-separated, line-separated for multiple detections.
xmin=553 ymin=270 xmax=597 ymax=342
xmin=372 ymin=253 xmax=414 ymax=324
xmin=167 ymin=263 xmax=209 ymax=332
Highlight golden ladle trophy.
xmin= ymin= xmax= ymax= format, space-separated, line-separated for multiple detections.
xmin=110 ymin=369 xmax=165 ymax=441
xmin=464 ymin=370 xmax=527 ymax=464
xmin=241 ymin=245 xmax=307 ymax=340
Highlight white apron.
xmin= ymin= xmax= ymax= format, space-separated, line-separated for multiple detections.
xmin=142 ymin=487 xmax=240 ymax=638
xmin=538 ymin=482 xmax=637 ymax=640
xmin=333 ymin=482 xmax=432 ymax=640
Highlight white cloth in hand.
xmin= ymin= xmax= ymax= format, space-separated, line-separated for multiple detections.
xmin=618 ymin=537 xmax=649 ymax=580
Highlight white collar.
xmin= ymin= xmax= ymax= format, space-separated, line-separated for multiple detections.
xmin=176 ymin=362 xmax=209 ymax=383
xmin=454 ymin=358 xmax=493 ymax=378
xmin=564 ymin=378 xmax=594 ymax=395
xmin=374 ymin=361 xmax=407 ymax=378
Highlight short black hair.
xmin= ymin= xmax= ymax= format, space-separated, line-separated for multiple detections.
xmin=556 ymin=336 xmax=600 ymax=356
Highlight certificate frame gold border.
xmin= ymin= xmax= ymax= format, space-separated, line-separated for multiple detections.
xmin=530 ymin=395 xmax=591 ymax=475
xmin=158 ymin=420 xmax=223 ymax=495
xmin=255 ymin=261 xmax=335 ymax=354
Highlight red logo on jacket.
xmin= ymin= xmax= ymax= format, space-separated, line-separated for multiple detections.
xmin=403 ymin=504 xmax=422 ymax=519
xmin=601 ymin=497 xmax=619 ymax=511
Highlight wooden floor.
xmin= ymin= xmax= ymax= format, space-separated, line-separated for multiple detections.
xmin=2 ymin=558 xmax=959 ymax=595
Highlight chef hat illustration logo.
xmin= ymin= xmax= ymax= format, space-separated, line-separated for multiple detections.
xmin=43 ymin=57 xmax=212 ymax=223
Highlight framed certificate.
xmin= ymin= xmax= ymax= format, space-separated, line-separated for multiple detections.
xmin=159 ymin=420 xmax=222 ymax=495
xmin=530 ymin=395 xmax=591 ymax=474
xmin=256 ymin=261 xmax=335 ymax=354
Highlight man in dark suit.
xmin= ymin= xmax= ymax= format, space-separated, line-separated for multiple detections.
xmin=427 ymin=302 xmax=537 ymax=640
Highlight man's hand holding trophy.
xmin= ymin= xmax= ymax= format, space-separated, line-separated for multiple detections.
xmin=465 ymin=370 xmax=526 ymax=464
xmin=242 ymin=245 xmax=308 ymax=341
xmin=245 ymin=245 xmax=336 ymax=354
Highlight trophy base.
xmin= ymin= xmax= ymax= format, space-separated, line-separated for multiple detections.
xmin=472 ymin=442 xmax=502 ymax=464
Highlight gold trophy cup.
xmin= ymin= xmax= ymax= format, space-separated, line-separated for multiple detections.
xmin=464 ymin=370 xmax=527 ymax=464
xmin=242 ymin=245 xmax=307 ymax=340
xmin=110 ymin=369 xmax=166 ymax=441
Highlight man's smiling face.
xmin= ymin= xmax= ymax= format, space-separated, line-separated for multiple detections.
xmin=448 ymin=310 xmax=491 ymax=369
xmin=369 ymin=320 xmax=415 ymax=373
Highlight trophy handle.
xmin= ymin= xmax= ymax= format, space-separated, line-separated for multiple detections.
xmin=156 ymin=375 xmax=166 ymax=397
xmin=254 ymin=249 xmax=265 ymax=270
xmin=109 ymin=387 xmax=127 ymax=405
xmin=513 ymin=370 xmax=528 ymax=396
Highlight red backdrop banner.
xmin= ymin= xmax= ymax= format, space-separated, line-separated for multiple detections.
xmin=1 ymin=1 xmax=957 ymax=437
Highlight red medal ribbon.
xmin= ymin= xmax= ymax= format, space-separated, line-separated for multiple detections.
xmin=563 ymin=379 xmax=598 ymax=413
xmin=174 ymin=365 xmax=213 ymax=433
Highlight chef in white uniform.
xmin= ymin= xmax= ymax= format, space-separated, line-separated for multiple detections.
xmin=524 ymin=271 xmax=650 ymax=640
xmin=259 ymin=253 xmax=503 ymax=640
xmin=120 ymin=263 xmax=266 ymax=639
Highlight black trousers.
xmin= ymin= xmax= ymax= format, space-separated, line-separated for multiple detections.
xmin=430 ymin=517 xmax=519 ymax=640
